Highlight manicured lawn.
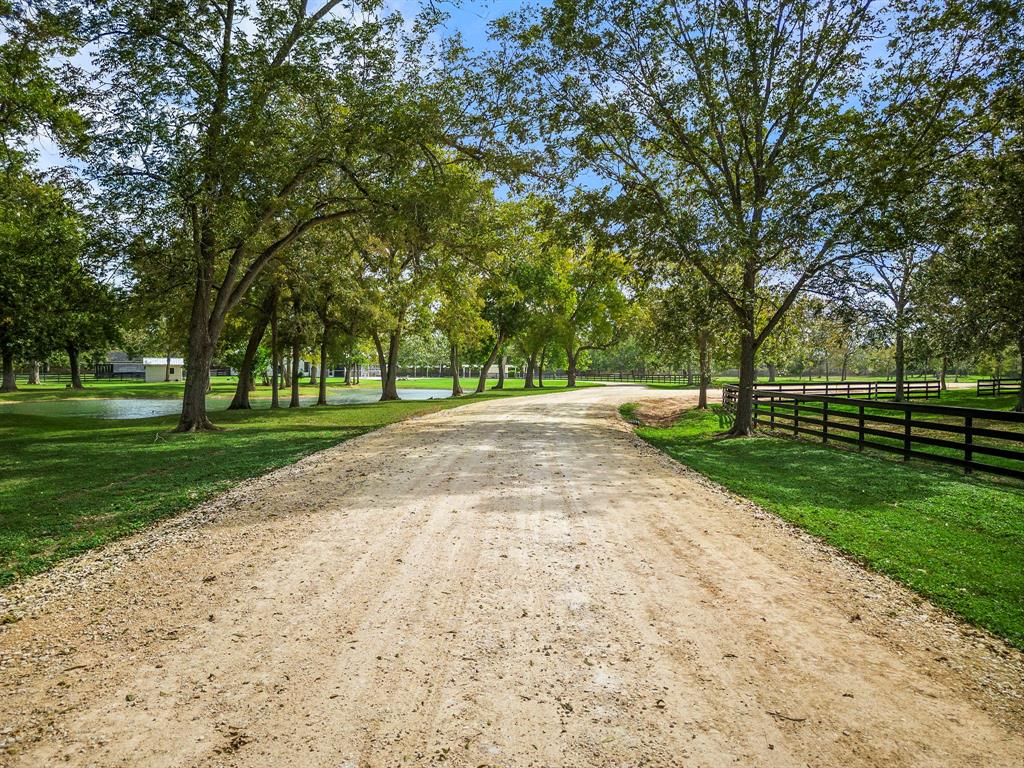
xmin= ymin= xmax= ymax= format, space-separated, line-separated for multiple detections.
xmin=0 ymin=383 xmax=582 ymax=586
xmin=751 ymin=389 xmax=1024 ymax=475
xmin=915 ymin=388 xmax=1019 ymax=411
xmin=625 ymin=405 xmax=1024 ymax=649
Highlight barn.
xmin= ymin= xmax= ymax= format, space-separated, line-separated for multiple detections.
xmin=142 ymin=357 xmax=185 ymax=383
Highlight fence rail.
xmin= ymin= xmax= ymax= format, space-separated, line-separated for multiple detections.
xmin=977 ymin=378 xmax=1022 ymax=396
xmin=16 ymin=371 xmax=99 ymax=383
xmin=575 ymin=371 xmax=697 ymax=385
xmin=721 ymin=379 xmax=941 ymax=411
xmin=749 ymin=391 xmax=1024 ymax=481
xmin=752 ymin=379 xmax=941 ymax=399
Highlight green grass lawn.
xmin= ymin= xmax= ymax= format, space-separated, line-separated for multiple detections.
xmin=750 ymin=389 xmax=1024 ymax=475
xmin=0 ymin=382 xmax=583 ymax=587
xmin=624 ymin=404 xmax=1024 ymax=648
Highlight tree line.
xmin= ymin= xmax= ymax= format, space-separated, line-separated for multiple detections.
xmin=2 ymin=0 xmax=1022 ymax=427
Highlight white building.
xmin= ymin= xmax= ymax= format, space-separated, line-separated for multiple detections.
xmin=142 ymin=357 xmax=185 ymax=383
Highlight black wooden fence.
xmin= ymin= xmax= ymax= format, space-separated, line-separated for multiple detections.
xmin=721 ymin=379 xmax=940 ymax=412
xmin=977 ymin=378 xmax=1022 ymax=396
xmin=575 ymin=371 xmax=697 ymax=385
xmin=17 ymin=370 xmax=102 ymax=383
xmin=752 ymin=379 xmax=941 ymax=399
xmin=743 ymin=390 xmax=1024 ymax=481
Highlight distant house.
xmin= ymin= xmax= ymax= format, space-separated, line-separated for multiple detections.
xmin=96 ymin=352 xmax=185 ymax=383
xmin=142 ymin=357 xmax=184 ymax=383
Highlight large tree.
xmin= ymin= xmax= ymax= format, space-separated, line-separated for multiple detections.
xmin=494 ymin=0 xmax=993 ymax=433
xmin=0 ymin=172 xmax=84 ymax=391
xmin=435 ymin=262 xmax=488 ymax=397
xmin=649 ymin=271 xmax=733 ymax=408
xmin=347 ymin=161 xmax=494 ymax=401
xmin=941 ymin=148 xmax=1024 ymax=410
xmin=856 ymin=250 xmax=932 ymax=400
xmin=554 ymin=242 xmax=629 ymax=388
xmin=88 ymin=0 xmax=470 ymax=429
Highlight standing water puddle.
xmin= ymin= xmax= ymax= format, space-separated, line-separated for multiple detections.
xmin=0 ymin=388 xmax=451 ymax=420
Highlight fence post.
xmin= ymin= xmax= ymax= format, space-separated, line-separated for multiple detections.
xmin=770 ymin=397 xmax=776 ymax=429
xmin=793 ymin=398 xmax=799 ymax=436
xmin=903 ymin=405 xmax=911 ymax=461
xmin=822 ymin=400 xmax=829 ymax=443
xmin=858 ymin=404 xmax=865 ymax=451
xmin=964 ymin=415 xmax=973 ymax=474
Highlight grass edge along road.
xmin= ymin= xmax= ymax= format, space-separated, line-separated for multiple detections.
xmin=0 ymin=382 xmax=588 ymax=588
xmin=622 ymin=403 xmax=1024 ymax=650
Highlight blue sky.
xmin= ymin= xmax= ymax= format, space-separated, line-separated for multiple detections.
xmin=34 ymin=0 xmax=527 ymax=171
xmin=430 ymin=0 xmax=523 ymax=48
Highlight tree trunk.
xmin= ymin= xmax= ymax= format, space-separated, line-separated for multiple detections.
xmin=28 ymin=361 xmax=40 ymax=385
xmin=178 ymin=336 xmax=216 ymax=431
xmin=164 ymin=351 xmax=171 ymax=382
xmin=1 ymin=348 xmax=16 ymax=392
xmin=475 ymin=335 xmax=504 ymax=394
xmin=766 ymin=362 xmax=776 ymax=384
xmin=697 ymin=328 xmax=710 ymax=409
xmin=380 ymin=332 xmax=401 ymax=401
xmin=894 ymin=328 xmax=906 ymax=403
xmin=538 ymin=348 xmax=547 ymax=388
xmin=175 ymin=258 xmax=225 ymax=431
xmin=228 ymin=307 xmax=270 ymax=410
xmin=317 ymin=332 xmax=329 ymax=406
xmin=67 ymin=344 xmax=84 ymax=390
xmin=271 ymin=297 xmax=280 ymax=409
xmin=450 ymin=342 xmax=463 ymax=396
xmin=728 ymin=329 xmax=757 ymax=436
xmin=495 ymin=353 xmax=506 ymax=389
xmin=373 ymin=331 xmax=388 ymax=393
xmin=524 ymin=351 xmax=537 ymax=389
xmin=939 ymin=353 xmax=948 ymax=391
xmin=289 ymin=339 xmax=301 ymax=408
xmin=309 ymin=364 xmax=318 ymax=387
xmin=841 ymin=353 xmax=850 ymax=382
xmin=565 ymin=344 xmax=577 ymax=388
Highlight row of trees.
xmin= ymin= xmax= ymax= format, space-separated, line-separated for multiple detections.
xmin=0 ymin=2 xmax=118 ymax=391
xmin=1 ymin=0 xmax=634 ymax=428
xmin=489 ymin=0 xmax=1024 ymax=420
xmin=4 ymin=0 xmax=1022 ymax=426
xmin=210 ymin=195 xmax=631 ymax=409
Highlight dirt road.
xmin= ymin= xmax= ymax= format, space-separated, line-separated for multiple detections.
xmin=2 ymin=386 xmax=1022 ymax=767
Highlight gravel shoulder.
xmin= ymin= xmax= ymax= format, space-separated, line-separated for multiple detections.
xmin=1 ymin=386 xmax=1022 ymax=767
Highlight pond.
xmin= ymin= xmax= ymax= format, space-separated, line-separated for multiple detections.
xmin=0 ymin=388 xmax=452 ymax=420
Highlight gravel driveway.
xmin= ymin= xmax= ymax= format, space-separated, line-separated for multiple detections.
xmin=1 ymin=386 xmax=1021 ymax=767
